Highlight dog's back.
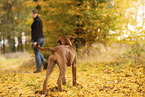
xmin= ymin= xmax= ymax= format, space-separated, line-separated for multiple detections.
xmin=54 ymin=45 xmax=76 ymax=66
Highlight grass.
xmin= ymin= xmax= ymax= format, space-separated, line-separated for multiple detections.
xmin=0 ymin=43 xmax=144 ymax=97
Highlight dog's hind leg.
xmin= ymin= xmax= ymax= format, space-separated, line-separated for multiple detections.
xmin=57 ymin=60 xmax=67 ymax=91
xmin=42 ymin=56 xmax=55 ymax=95
xmin=72 ymin=57 xmax=77 ymax=86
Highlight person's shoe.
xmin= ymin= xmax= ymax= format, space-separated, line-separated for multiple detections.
xmin=33 ymin=68 xmax=41 ymax=73
xmin=42 ymin=61 xmax=48 ymax=70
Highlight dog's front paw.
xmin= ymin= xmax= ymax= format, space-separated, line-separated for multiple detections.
xmin=42 ymin=91 xmax=47 ymax=96
xmin=73 ymin=82 xmax=77 ymax=86
xmin=73 ymin=83 xmax=83 ymax=89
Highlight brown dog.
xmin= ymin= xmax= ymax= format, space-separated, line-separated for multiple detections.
xmin=36 ymin=35 xmax=77 ymax=95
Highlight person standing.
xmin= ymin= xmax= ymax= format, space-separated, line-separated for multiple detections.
xmin=30 ymin=9 xmax=48 ymax=73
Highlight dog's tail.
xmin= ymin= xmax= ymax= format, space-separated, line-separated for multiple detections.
xmin=36 ymin=44 xmax=56 ymax=52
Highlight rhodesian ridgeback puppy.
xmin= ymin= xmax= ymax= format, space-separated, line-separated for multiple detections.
xmin=36 ymin=35 xmax=77 ymax=95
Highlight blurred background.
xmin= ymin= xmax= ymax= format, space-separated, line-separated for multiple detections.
xmin=0 ymin=1 xmax=145 ymax=96
xmin=0 ymin=0 xmax=145 ymax=57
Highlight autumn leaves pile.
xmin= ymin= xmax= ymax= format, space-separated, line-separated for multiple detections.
xmin=0 ymin=50 xmax=144 ymax=96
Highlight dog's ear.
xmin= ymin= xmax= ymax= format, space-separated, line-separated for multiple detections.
xmin=67 ymin=35 xmax=75 ymax=43
xmin=56 ymin=37 xmax=62 ymax=45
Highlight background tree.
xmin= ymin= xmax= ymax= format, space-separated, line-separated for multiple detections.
xmin=25 ymin=0 xmax=145 ymax=49
xmin=0 ymin=0 xmax=29 ymax=53
xmin=0 ymin=0 xmax=144 ymax=54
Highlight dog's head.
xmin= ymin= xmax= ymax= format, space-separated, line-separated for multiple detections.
xmin=56 ymin=35 xmax=75 ymax=46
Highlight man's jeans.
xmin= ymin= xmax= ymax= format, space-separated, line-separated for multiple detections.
xmin=32 ymin=38 xmax=45 ymax=68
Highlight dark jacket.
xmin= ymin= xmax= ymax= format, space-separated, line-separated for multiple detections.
xmin=31 ymin=16 xmax=44 ymax=42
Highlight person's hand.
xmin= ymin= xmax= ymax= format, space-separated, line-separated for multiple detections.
xmin=33 ymin=42 xmax=37 ymax=48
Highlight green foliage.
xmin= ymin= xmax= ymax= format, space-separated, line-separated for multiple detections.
xmin=0 ymin=0 xmax=145 ymax=53
xmin=0 ymin=0 xmax=31 ymax=52
xmin=24 ymin=0 xmax=145 ymax=48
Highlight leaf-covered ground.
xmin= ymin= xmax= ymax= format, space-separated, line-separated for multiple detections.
xmin=0 ymin=52 xmax=145 ymax=97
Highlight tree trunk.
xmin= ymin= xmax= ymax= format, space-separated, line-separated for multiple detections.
xmin=7 ymin=36 xmax=12 ymax=53
xmin=18 ymin=33 xmax=23 ymax=51
xmin=2 ymin=38 xmax=5 ymax=54
xmin=12 ymin=37 xmax=15 ymax=52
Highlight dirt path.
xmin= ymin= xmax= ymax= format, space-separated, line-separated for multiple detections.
xmin=0 ymin=51 xmax=35 ymax=72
